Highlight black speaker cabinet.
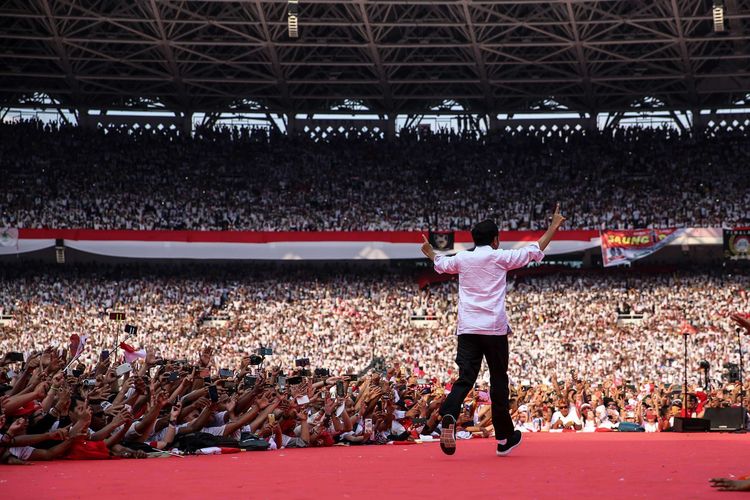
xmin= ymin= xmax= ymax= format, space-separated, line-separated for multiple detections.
xmin=703 ymin=407 xmax=746 ymax=432
xmin=673 ymin=417 xmax=710 ymax=433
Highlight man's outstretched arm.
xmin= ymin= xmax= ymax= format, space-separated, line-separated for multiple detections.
xmin=537 ymin=203 xmax=566 ymax=252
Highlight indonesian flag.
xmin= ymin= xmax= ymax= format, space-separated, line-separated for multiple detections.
xmin=65 ymin=334 xmax=88 ymax=371
xmin=195 ymin=447 xmax=241 ymax=455
xmin=69 ymin=334 xmax=88 ymax=360
xmin=680 ymin=321 xmax=698 ymax=335
xmin=119 ymin=342 xmax=146 ymax=363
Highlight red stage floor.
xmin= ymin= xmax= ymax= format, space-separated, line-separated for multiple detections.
xmin=1 ymin=433 xmax=749 ymax=499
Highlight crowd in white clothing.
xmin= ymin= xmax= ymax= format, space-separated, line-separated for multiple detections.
xmin=1 ymin=264 xmax=747 ymax=387
xmin=1 ymin=121 xmax=749 ymax=232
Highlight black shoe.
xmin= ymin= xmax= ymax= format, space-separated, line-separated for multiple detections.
xmin=439 ymin=414 xmax=457 ymax=456
xmin=496 ymin=430 xmax=522 ymax=456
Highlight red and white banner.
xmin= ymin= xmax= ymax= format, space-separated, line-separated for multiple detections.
xmin=601 ymin=228 xmax=685 ymax=267
xmin=0 ymin=228 xmax=721 ymax=261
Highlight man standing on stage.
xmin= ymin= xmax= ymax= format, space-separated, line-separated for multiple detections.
xmin=420 ymin=204 xmax=566 ymax=456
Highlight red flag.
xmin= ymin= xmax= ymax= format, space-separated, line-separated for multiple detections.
xmin=680 ymin=321 xmax=698 ymax=335
xmin=69 ymin=334 xmax=80 ymax=358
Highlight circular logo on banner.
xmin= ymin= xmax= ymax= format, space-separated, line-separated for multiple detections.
xmin=728 ymin=234 xmax=750 ymax=258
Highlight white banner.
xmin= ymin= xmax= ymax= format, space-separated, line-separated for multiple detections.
xmin=64 ymin=239 xmax=600 ymax=260
xmin=0 ymin=238 xmax=55 ymax=255
xmin=7 ymin=228 xmax=721 ymax=261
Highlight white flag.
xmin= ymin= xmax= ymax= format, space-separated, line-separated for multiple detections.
xmin=75 ymin=334 xmax=88 ymax=359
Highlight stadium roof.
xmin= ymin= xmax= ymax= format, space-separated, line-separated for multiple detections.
xmin=1 ymin=0 xmax=749 ymax=115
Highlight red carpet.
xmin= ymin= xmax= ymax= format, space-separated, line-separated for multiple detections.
xmin=2 ymin=433 xmax=748 ymax=499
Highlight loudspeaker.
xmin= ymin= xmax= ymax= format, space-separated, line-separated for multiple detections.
xmin=673 ymin=417 xmax=710 ymax=432
xmin=703 ymin=407 xmax=746 ymax=432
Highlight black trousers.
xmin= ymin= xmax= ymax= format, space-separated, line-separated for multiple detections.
xmin=439 ymin=334 xmax=514 ymax=440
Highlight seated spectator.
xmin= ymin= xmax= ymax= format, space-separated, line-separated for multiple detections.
xmin=580 ymin=404 xmax=597 ymax=432
xmin=550 ymin=400 xmax=582 ymax=431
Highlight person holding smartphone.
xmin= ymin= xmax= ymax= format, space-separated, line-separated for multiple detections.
xmin=420 ymin=204 xmax=566 ymax=456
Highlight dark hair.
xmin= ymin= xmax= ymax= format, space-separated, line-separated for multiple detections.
xmin=71 ymin=396 xmax=86 ymax=410
xmin=471 ymin=220 xmax=499 ymax=247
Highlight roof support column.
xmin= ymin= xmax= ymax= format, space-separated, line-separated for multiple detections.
xmin=77 ymin=108 xmax=93 ymax=129
xmin=488 ymin=113 xmax=500 ymax=132
xmin=179 ymin=111 xmax=193 ymax=136
xmin=384 ymin=114 xmax=396 ymax=141
xmin=287 ymin=113 xmax=299 ymax=135
xmin=691 ymin=109 xmax=707 ymax=131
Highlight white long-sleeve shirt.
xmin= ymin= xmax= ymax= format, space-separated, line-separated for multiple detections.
xmin=433 ymin=243 xmax=544 ymax=335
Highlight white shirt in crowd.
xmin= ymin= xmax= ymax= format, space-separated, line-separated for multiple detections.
xmin=644 ymin=420 xmax=659 ymax=432
xmin=550 ymin=408 xmax=582 ymax=429
xmin=582 ymin=418 xmax=597 ymax=432
xmin=433 ymin=243 xmax=545 ymax=335
xmin=0 ymin=432 xmax=34 ymax=461
xmin=514 ymin=420 xmax=536 ymax=433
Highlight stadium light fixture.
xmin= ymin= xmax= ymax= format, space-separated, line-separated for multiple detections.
xmin=713 ymin=0 xmax=726 ymax=33
xmin=288 ymin=0 xmax=299 ymax=38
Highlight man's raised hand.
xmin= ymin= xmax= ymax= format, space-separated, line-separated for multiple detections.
xmin=551 ymin=203 xmax=566 ymax=230
xmin=537 ymin=204 xmax=566 ymax=251
xmin=420 ymin=234 xmax=436 ymax=261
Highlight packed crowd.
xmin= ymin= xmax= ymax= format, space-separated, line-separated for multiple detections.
xmin=2 ymin=120 xmax=749 ymax=231
xmin=2 ymin=263 xmax=750 ymax=463
xmin=2 ymin=318 xmax=749 ymax=464
xmin=1 ymin=264 xmax=748 ymax=386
